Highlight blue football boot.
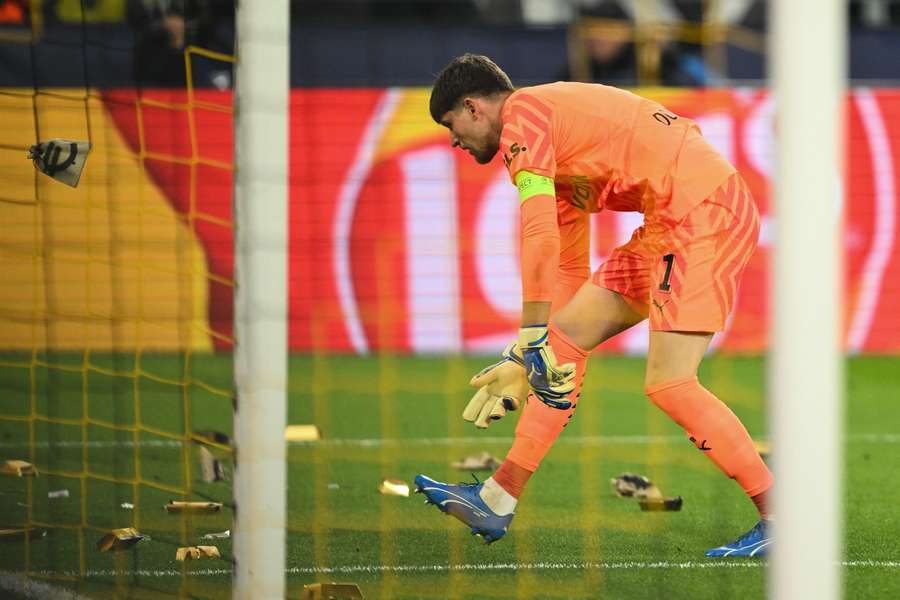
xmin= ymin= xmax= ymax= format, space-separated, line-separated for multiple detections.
xmin=414 ymin=474 xmax=513 ymax=544
xmin=706 ymin=519 xmax=772 ymax=557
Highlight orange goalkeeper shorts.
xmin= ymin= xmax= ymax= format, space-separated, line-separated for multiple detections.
xmin=592 ymin=173 xmax=760 ymax=332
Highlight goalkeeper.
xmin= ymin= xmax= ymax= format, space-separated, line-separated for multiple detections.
xmin=415 ymin=54 xmax=773 ymax=558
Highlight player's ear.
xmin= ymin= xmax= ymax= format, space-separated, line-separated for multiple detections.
xmin=462 ymin=97 xmax=479 ymax=119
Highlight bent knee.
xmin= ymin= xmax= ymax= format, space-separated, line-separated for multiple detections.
xmin=644 ymin=361 xmax=702 ymax=391
xmin=644 ymin=370 xmax=684 ymax=391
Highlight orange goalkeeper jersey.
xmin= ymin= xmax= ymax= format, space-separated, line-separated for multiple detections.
xmin=500 ymin=82 xmax=735 ymax=225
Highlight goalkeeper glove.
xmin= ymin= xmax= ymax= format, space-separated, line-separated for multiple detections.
xmin=462 ymin=342 xmax=528 ymax=429
xmin=518 ymin=325 xmax=576 ymax=409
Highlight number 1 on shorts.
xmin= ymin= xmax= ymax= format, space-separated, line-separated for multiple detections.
xmin=660 ymin=253 xmax=675 ymax=292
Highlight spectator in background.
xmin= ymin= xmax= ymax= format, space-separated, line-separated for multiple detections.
xmin=127 ymin=0 xmax=186 ymax=85
xmin=571 ymin=0 xmax=710 ymax=87
xmin=572 ymin=1 xmax=638 ymax=84
xmin=849 ymin=0 xmax=900 ymax=28
xmin=126 ymin=0 xmax=233 ymax=87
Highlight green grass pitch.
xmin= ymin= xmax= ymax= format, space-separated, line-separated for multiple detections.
xmin=1 ymin=354 xmax=899 ymax=599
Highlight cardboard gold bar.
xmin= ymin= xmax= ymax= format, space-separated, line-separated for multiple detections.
xmin=0 ymin=527 xmax=46 ymax=542
xmin=96 ymin=527 xmax=146 ymax=552
xmin=176 ymin=545 xmax=220 ymax=561
xmin=377 ymin=479 xmax=410 ymax=497
xmin=165 ymin=501 xmax=223 ymax=514
xmin=301 ymin=582 xmax=364 ymax=599
xmin=284 ymin=424 xmax=322 ymax=441
xmin=2 ymin=460 xmax=38 ymax=477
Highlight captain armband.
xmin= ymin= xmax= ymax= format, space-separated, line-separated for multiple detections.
xmin=514 ymin=170 xmax=555 ymax=203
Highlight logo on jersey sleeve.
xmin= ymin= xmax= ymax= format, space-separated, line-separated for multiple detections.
xmin=502 ymin=142 xmax=527 ymax=168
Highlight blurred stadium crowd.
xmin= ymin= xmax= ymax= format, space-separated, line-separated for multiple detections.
xmin=1 ymin=0 xmax=900 ymax=87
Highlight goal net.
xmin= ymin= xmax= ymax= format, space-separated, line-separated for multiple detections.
xmin=0 ymin=6 xmax=235 ymax=596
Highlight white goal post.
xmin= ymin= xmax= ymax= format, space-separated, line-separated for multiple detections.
xmin=770 ymin=1 xmax=845 ymax=599
xmin=232 ymin=1 xmax=290 ymax=598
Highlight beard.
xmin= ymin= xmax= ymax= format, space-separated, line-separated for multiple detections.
xmin=472 ymin=140 xmax=499 ymax=165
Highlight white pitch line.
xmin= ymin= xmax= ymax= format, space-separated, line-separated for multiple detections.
xmin=0 ymin=439 xmax=183 ymax=449
xmin=28 ymin=559 xmax=900 ymax=580
xmin=0 ymin=571 xmax=94 ymax=600
xmin=0 ymin=432 xmax=899 ymax=450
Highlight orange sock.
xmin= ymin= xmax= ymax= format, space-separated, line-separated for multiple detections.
xmin=506 ymin=323 xmax=588 ymax=473
xmin=492 ymin=460 xmax=532 ymax=498
xmin=751 ymin=490 xmax=771 ymax=520
xmin=645 ymin=376 xmax=773 ymax=515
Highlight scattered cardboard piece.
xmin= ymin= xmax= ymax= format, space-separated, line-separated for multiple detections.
xmin=377 ymin=479 xmax=409 ymax=497
xmin=639 ymin=496 xmax=684 ymax=512
xmin=165 ymin=500 xmax=222 ymax=514
xmin=0 ymin=527 xmax=47 ymax=542
xmin=301 ymin=582 xmax=364 ymax=600
xmin=96 ymin=528 xmax=146 ymax=552
xmin=201 ymin=530 xmax=230 ymax=540
xmin=610 ymin=473 xmax=662 ymax=501
xmin=175 ymin=545 xmax=220 ymax=562
xmin=192 ymin=430 xmax=232 ymax=447
xmin=29 ymin=139 xmax=91 ymax=187
xmin=611 ymin=473 xmax=682 ymax=511
xmin=451 ymin=451 xmax=501 ymax=471
xmin=284 ymin=425 xmax=322 ymax=442
xmin=198 ymin=446 xmax=229 ymax=483
xmin=2 ymin=460 xmax=38 ymax=477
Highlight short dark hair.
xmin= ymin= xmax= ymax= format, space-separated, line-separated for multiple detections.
xmin=429 ymin=54 xmax=514 ymax=123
